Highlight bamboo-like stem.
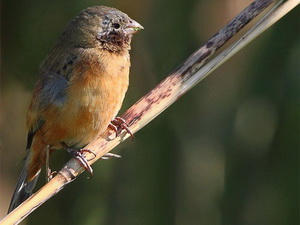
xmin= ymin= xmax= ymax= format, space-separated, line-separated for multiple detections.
xmin=2 ymin=0 xmax=298 ymax=224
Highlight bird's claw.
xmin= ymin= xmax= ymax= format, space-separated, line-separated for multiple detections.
xmin=101 ymin=152 xmax=121 ymax=160
xmin=47 ymin=169 xmax=58 ymax=182
xmin=74 ymin=150 xmax=94 ymax=178
xmin=109 ymin=117 xmax=134 ymax=140
xmin=61 ymin=142 xmax=96 ymax=179
xmin=77 ymin=149 xmax=96 ymax=161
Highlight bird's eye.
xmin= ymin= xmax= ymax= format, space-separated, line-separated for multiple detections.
xmin=112 ymin=23 xmax=120 ymax=29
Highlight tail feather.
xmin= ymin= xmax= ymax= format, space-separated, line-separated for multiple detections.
xmin=8 ymin=161 xmax=40 ymax=213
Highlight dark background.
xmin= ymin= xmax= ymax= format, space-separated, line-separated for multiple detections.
xmin=1 ymin=0 xmax=299 ymax=224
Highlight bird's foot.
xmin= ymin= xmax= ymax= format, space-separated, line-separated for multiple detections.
xmin=61 ymin=142 xmax=96 ymax=178
xmin=101 ymin=152 xmax=121 ymax=160
xmin=47 ymin=169 xmax=58 ymax=182
xmin=109 ymin=117 xmax=134 ymax=140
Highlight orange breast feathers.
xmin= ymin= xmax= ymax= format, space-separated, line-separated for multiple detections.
xmin=50 ymin=49 xmax=130 ymax=146
xmin=25 ymin=49 xmax=130 ymax=179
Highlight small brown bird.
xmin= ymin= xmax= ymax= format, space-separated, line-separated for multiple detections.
xmin=8 ymin=6 xmax=143 ymax=213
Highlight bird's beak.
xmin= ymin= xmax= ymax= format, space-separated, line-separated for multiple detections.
xmin=126 ymin=19 xmax=144 ymax=35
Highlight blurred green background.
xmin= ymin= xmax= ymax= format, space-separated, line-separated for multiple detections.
xmin=1 ymin=0 xmax=299 ymax=224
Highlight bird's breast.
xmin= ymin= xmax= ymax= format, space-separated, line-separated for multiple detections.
xmin=46 ymin=50 xmax=130 ymax=147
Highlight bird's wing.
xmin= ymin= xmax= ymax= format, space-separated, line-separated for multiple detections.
xmin=39 ymin=71 xmax=69 ymax=108
xmin=26 ymin=71 xmax=69 ymax=143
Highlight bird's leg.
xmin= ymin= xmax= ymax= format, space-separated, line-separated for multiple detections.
xmin=45 ymin=145 xmax=58 ymax=181
xmin=109 ymin=116 xmax=134 ymax=140
xmin=46 ymin=145 xmax=51 ymax=182
xmin=61 ymin=142 xmax=96 ymax=178
xmin=46 ymin=145 xmax=49 ymax=181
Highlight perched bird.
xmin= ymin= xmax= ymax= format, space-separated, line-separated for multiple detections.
xmin=8 ymin=6 xmax=143 ymax=213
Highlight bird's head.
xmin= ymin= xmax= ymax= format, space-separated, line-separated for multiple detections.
xmin=61 ymin=6 xmax=143 ymax=52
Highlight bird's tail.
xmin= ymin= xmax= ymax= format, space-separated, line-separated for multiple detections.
xmin=7 ymin=157 xmax=40 ymax=213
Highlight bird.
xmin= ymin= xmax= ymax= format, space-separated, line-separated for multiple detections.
xmin=8 ymin=6 xmax=143 ymax=213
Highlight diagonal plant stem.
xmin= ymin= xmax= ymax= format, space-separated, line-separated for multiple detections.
xmin=2 ymin=0 xmax=299 ymax=224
